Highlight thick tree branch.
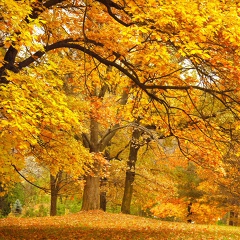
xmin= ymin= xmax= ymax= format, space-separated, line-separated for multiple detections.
xmin=98 ymin=124 xmax=123 ymax=151
xmin=0 ymin=0 xmax=66 ymax=84
xmin=28 ymin=0 xmax=66 ymax=21
xmin=143 ymin=84 xmax=235 ymax=95
xmin=96 ymin=0 xmax=123 ymax=10
xmin=16 ymin=38 xmax=239 ymax=113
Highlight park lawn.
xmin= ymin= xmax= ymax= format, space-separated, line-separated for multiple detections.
xmin=0 ymin=211 xmax=239 ymax=240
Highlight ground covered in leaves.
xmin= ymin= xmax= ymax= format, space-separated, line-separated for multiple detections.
xmin=0 ymin=211 xmax=239 ymax=239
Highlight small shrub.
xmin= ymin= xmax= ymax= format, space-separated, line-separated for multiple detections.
xmin=37 ymin=204 xmax=48 ymax=217
xmin=23 ymin=204 xmax=49 ymax=217
xmin=13 ymin=199 xmax=22 ymax=215
xmin=23 ymin=207 xmax=35 ymax=217
xmin=57 ymin=197 xmax=82 ymax=215
xmin=57 ymin=203 xmax=66 ymax=215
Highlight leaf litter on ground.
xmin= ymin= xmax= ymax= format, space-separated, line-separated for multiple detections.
xmin=0 ymin=210 xmax=239 ymax=239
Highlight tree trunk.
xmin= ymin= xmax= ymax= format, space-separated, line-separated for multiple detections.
xmin=50 ymin=174 xmax=58 ymax=216
xmin=81 ymin=118 xmax=101 ymax=211
xmin=121 ymin=170 xmax=135 ymax=214
xmin=121 ymin=127 xmax=141 ymax=214
xmin=80 ymin=88 xmax=129 ymax=212
xmin=100 ymin=177 xmax=107 ymax=211
xmin=100 ymin=192 xmax=107 ymax=211
xmin=187 ymin=202 xmax=193 ymax=223
xmin=0 ymin=185 xmax=10 ymax=217
xmin=81 ymin=175 xmax=100 ymax=210
xmin=50 ymin=172 xmax=62 ymax=216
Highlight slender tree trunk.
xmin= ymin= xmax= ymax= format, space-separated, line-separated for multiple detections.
xmin=187 ymin=202 xmax=193 ymax=223
xmin=50 ymin=174 xmax=58 ymax=216
xmin=121 ymin=170 xmax=135 ymax=214
xmin=0 ymin=185 xmax=10 ymax=217
xmin=50 ymin=172 xmax=62 ymax=216
xmin=121 ymin=127 xmax=141 ymax=214
xmin=100 ymin=192 xmax=107 ymax=211
xmin=100 ymin=177 xmax=107 ymax=211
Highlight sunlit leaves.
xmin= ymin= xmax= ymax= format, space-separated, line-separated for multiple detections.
xmin=0 ymin=0 xmax=240 ymax=215
xmin=0 ymin=55 xmax=92 ymax=189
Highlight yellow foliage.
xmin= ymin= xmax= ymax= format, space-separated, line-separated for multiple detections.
xmin=0 ymin=0 xmax=240 ymax=210
xmin=151 ymin=200 xmax=187 ymax=220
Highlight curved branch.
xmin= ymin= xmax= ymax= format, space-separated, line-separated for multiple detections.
xmin=17 ymin=39 xmax=239 ymax=111
xmin=109 ymin=142 xmax=130 ymax=160
xmin=144 ymin=84 xmax=235 ymax=95
xmin=0 ymin=0 xmax=66 ymax=84
xmin=28 ymin=0 xmax=65 ymax=21
xmin=99 ymin=124 xmax=127 ymax=151
xmin=12 ymin=164 xmax=50 ymax=193
xmin=103 ymin=3 xmax=132 ymax=27
xmin=96 ymin=0 xmax=123 ymax=10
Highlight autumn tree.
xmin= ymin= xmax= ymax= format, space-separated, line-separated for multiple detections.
xmin=1 ymin=0 xmax=240 ymax=212
xmin=46 ymin=49 xmax=132 ymax=211
xmin=107 ymin=129 xmax=180 ymax=215
xmin=174 ymin=163 xmax=204 ymax=222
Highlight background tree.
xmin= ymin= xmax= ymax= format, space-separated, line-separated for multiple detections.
xmin=121 ymin=124 xmax=142 ymax=214
xmin=0 ymin=185 xmax=11 ymax=217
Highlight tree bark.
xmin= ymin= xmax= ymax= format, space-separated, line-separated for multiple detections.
xmin=50 ymin=172 xmax=62 ymax=216
xmin=121 ymin=170 xmax=135 ymax=214
xmin=81 ymin=118 xmax=101 ymax=211
xmin=81 ymin=175 xmax=100 ymax=210
xmin=121 ymin=127 xmax=141 ymax=214
xmin=0 ymin=185 xmax=10 ymax=217
xmin=50 ymin=175 xmax=58 ymax=216
xmin=100 ymin=191 xmax=107 ymax=211
xmin=100 ymin=177 xmax=107 ymax=211
xmin=187 ymin=202 xmax=193 ymax=223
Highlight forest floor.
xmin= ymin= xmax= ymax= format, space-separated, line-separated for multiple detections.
xmin=0 ymin=210 xmax=239 ymax=239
